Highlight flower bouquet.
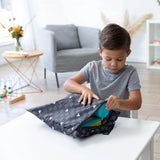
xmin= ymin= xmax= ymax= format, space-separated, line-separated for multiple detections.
xmin=8 ymin=25 xmax=23 ymax=51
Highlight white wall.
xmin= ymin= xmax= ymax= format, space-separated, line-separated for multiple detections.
xmin=11 ymin=0 xmax=35 ymax=50
xmin=12 ymin=0 xmax=160 ymax=62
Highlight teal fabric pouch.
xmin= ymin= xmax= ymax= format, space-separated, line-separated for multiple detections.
xmin=93 ymin=102 xmax=110 ymax=118
xmin=80 ymin=102 xmax=110 ymax=127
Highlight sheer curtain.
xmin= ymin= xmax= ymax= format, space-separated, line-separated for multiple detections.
xmin=0 ymin=0 xmax=13 ymax=44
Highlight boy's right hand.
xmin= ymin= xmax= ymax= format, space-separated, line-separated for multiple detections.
xmin=78 ymin=87 xmax=100 ymax=105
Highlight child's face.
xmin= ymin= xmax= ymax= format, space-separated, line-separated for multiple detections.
xmin=98 ymin=48 xmax=131 ymax=73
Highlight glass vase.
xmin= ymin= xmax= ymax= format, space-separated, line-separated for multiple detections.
xmin=16 ymin=38 xmax=22 ymax=51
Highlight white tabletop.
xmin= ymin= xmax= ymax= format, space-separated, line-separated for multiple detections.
xmin=0 ymin=112 xmax=159 ymax=160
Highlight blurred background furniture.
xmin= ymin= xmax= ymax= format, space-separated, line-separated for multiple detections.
xmin=2 ymin=50 xmax=43 ymax=93
xmin=37 ymin=24 xmax=101 ymax=88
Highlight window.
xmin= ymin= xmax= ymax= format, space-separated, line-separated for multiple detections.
xmin=0 ymin=0 xmax=14 ymax=45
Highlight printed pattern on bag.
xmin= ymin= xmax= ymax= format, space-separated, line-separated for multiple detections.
xmin=28 ymin=94 xmax=120 ymax=138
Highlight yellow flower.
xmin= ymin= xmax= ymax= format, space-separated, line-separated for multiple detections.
xmin=8 ymin=21 xmax=24 ymax=39
xmin=13 ymin=26 xmax=21 ymax=32
xmin=12 ymin=26 xmax=16 ymax=32
xmin=20 ymin=31 xmax=23 ymax=35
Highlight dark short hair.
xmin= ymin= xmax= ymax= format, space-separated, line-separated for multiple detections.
xmin=99 ymin=23 xmax=131 ymax=52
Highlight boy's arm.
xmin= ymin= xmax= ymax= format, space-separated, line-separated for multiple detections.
xmin=63 ymin=73 xmax=86 ymax=94
xmin=105 ymin=89 xmax=142 ymax=110
xmin=64 ymin=73 xmax=100 ymax=105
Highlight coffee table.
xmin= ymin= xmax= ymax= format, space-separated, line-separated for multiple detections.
xmin=2 ymin=50 xmax=43 ymax=94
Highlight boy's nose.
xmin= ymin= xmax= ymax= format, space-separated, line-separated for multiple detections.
xmin=111 ymin=60 xmax=117 ymax=67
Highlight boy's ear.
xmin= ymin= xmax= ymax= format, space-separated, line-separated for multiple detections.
xmin=127 ymin=49 xmax=131 ymax=57
xmin=98 ymin=48 xmax=102 ymax=57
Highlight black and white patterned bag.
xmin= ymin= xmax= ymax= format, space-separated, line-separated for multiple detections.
xmin=28 ymin=94 xmax=120 ymax=138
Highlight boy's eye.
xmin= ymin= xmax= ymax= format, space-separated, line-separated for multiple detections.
xmin=104 ymin=57 xmax=124 ymax=61
xmin=105 ymin=58 xmax=111 ymax=61
xmin=117 ymin=59 xmax=123 ymax=61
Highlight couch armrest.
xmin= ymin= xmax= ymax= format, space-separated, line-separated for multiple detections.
xmin=77 ymin=26 xmax=100 ymax=48
xmin=36 ymin=28 xmax=57 ymax=72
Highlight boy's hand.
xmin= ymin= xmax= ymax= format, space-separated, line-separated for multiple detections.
xmin=78 ymin=87 xmax=100 ymax=105
xmin=105 ymin=95 xmax=120 ymax=110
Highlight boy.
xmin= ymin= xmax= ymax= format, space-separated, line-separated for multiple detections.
xmin=63 ymin=23 xmax=142 ymax=117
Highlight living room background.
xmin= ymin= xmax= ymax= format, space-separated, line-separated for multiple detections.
xmin=1 ymin=0 xmax=160 ymax=64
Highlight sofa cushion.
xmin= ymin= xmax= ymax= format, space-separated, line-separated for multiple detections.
xmin=45 ymin=24 xmax=80 ymax=50
xmin=77 ymin=26 xmax=100 ymax=48
xmin=56 ymin=48 xmax=101 ymax=72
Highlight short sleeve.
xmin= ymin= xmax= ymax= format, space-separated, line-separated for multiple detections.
xmin=128 ymin=69 xmax=141 ymax=91
xmin=79 ymin=62 xmax=92 ymax=83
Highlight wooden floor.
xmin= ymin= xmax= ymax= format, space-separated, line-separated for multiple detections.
xmin=0 ymin=60 xmax=160 ymax=159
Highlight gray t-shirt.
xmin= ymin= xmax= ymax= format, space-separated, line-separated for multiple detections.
xmin=80 ymin=60 xmax=141 ymax=117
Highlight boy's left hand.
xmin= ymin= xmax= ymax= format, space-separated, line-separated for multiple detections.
xmin=105 ymin=95 xmax=120 ymax=110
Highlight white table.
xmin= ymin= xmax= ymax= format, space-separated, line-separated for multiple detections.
xmin=0 ymin=112 xmax=159 ymax=160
